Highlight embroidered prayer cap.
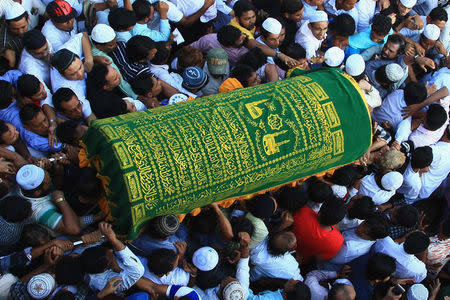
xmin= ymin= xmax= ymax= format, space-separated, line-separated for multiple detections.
xmin=27 ymin=273 xmax=55 ymax=299
xmin=46 ymin=0 xmax=77 ymax=23
xmin=262 ymin=17 xmax=283 ymax=35
xmin=345 ymin=54 xmax=365 ymax=76
xmin=23 ymin=30 xmax=47 ymax=51
xmin=51 ymin=48 xmax=76 ymax=74
xmin=400 ymin=0 xmax=417 ymax=8
xmin=407 ymin=284 xmax=429 ymax=300
xmin=5 ymin=2 xmax=26 ymax=20
xmin=324 ymin=47 xmax=345 ymax=67
xmin=381 ymin=171 xmax=403 ymax=191
xmin=154 ymin=215 xmax=180 ymax=236
xmin=423 ymin=24 xmax=440 ymax=41
xmin=192 ymin=246 xmax=219 ymax=271
xmin=169 ymin=93 xmax=189 ymax=105
xmin=222 ymin=281 xmax=246 ymax=300
xmin=219 ymin=78 xmax=244 ymax=93
xmin=207 ymin=48 xmax=228 ymax=75
xmin=91 ymin=24 xmax=116 ymax=43
xmin=169 ymin=286 xmax=201 ymax=300
xmin=309 ymin=10 xmax=328 ymax=23
xmin=182 ymin=66 xmax=208 ymax=90
xmin=16 ymin=165 xmax=45 ymax=191
xmin=385 ymin=63 xmax=404 ymax=83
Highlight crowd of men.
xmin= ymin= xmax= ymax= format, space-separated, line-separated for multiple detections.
xmin=0 ymin=0 xmax=449 ymax=298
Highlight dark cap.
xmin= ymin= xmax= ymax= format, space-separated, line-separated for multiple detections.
xmin=23 ymin=30 xmax=47 ymax=51
xmin=46 ymin=0 xmax=76 ymax=23
xmin=51 ymin=49 xmax=76 ymax=74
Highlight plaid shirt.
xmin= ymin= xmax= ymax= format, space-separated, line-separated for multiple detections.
xmin=0 ymin=19 xmax=24 ymax=74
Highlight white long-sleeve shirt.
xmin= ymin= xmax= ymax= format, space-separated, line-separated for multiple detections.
xmin=397 ymin=163 xmax=422 ymax=204
xmin=305 ymin=270 xmax=337 ymax=300
xmin=295 ymin=21 xmax=325 ymax=58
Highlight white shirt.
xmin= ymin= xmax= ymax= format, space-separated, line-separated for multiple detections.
xmin=419 ymin=141 xmax=450 ymax=199
xmin=372 ymin=89 xmax=406 ymax=131
xmin=398 ymin=16 xmax=426 ymax=43
xmin=339 ymin=215 xmax=363 ymax=232
xmin=397 ymin=163 xmax=421 ymax=204
xmin=302 ymin=0 xmax=318 ymax=22
xmin=115 ymin=31 xmax=132 ymax=43
xmin=86 ymin=246 xmax=145 ymax=294
xmin=18 ymin=40 xmax=53 ymax=88
xmin=21 ymin=0 xmax=46 ymax=29
xmin=139 ymin=256 xmax=190 ymax=286
xmin=41 ymin=19 xmax=78 ymax=51
xmin=295 ymin=21 xmax=326 ymax=58
xmin=358 ymin=173 xmax=397 ymax=205
xmin=355 ymin=0 xmax=376 ymax=33
xmin=148 ymin=0 xmax=184 ymax=30
xmin=373 ymin=237 xmax=427 ymax=283
xmin=328 ymin=228 xmax=375 ymax=265
xmin=249 ymin=238 xmax=303 ymax=282
xmin=169 ymin=0 xmax=217 ymax=21
xmin=256 ymin=37 xmax=276 ymax=65
xmin=149 ymin=64 xmax=196 ymax=97
xmin=323 ymin=0 xmax=359 ymax=28
xmin=305 ymin=270 xmax=337 ymax=300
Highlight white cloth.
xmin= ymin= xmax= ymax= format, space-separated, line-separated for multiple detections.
xmin=358 ymin=174 xmax=396 ymax=205
xmin=18 ymin=40 xmax=53 ymax=88
xmin=328 ymin=228 xmax=375 ymax=265
xmin=169 ymin=0 xmax=216 ymax=20
xmin=249 ymin=238 xmax=303 ymax=282
xmin=305 ymin=270 xmax=337 ymax=300
xmin=295 ymin=20 xmax=326 ymax=58
xmin=441 ymin=6 xmax=450 ymax=52
xmin=372 ymin=89 xmax=407 ymax=131
xmin=41 ymin=19 xmax=78 ymax=51
xmin=302 ymin=0 xmax=319 ymax=22
xmin=255 ymin=37 xmax=276 ymax=64
xmin=339 ymin=215 xmax=363 ymax=232
xmin=419 ymin=141 xmax=450 ymax=199
xmin=395 ymin=117 xmax=412 ymax=143
xmin=355 ymin=0 xmax=376 ymax=32
xmin=139 ymin=256 xmax=190 ymax=286
xmin=86 ymin=246 xmax=145 ymax=294
xmin=149 ymin=64 xmax=197 ymax=98
xmin=397 ymin=163 xmax=422 ymax=204
xmin=373 ymin=237 xmax=427 ymax=283
xmin=20 ymin=0 xmax=46 ymax=29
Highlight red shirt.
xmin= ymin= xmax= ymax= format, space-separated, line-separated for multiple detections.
xmin=292 ymin=206 xmax=344 ymax=263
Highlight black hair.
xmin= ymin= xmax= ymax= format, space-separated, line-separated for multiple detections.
xmin=392 ymin=205 xmax=419 ymax=227
xmin=132 ymin=0 xmax=151 ymax=21
xmin=327 ymin=165 xmax=359 ymax=187
xmin=276 ymin=185 xmax=308 ymax=213
xmin=404 ymin=231 xmax=430 ymax=254
xmin=217 ymin=25 xmax=242 ymax=47
xmin=286 ymin=281 xmax=311 ymax=300
xmin=429 ymin=6 xmax=448 ymax=22
xmin=87 ymin=64 xmax=109 ymax=91
xmin=55 ymin=256 xmax=84 ymax=285
xmin=143 ymin=216 xmax=172 ymax=239
xmin=246 ymin=193 xmax=276 ymax=218
xmin=130 ymin=74 xmax=155 ymax=96
xmin=19 ymin=103 xmax=41 ymax=125
xmin=126 ymin=35 xmax=156 ymax=62
xmin=372 ymin=282 xmax=395 ymax=300
xmin=108 ymin=7 xmax=136 ymax=31
xmin=80 ymin=245 xmax=111 ymax=274
xmin=230 ymin=64 xmax=255 ymax=87
xmin=151 ymin=42 xmax=170 ymax=65
xmin=386 ymin=34 xmax=406 ymax=55
xmin=306 ymin=177 xmax=334 ymax=203
xmin=6 ymin=11 xmax=28 ymax=23
xmin=53 ymin=88 xmax=77 ymax=112
xmin=347 ymin=196 xmax=375 ymax=220
xmin=281 ymin=0 xmax=304 ymax=14
xmin=442 ymin=217 xmax=450 ymax=236
xmin=411 ymin=146 xmax=433 ymax=169
xmin=318 ymin=196 xmax=347 ymax=226
xmin=239 ymin=47 xmax=267 ymax=71
xmin=267 ymin=231 xmax=296 ymax=256
xmin=366 ymin=253 xmax=396 ymax=281
xmin=0 ymin=196 xmax=31 ymax=223
xmin=425 ymin=104 xmax=447 ymax=131
xmin=233 ymin=0 xmax=257 ymax=18
xmin=0 ymin=80 xmax=14 ymax=109
xmin=76 ymin=167 xmax=103 ymax=198
xmin=280 ymin=43 xmax=306 ymax=60
xmin=364 ymin=213 xmax=390 ymax=240
xmin=404 ymin=82 xmax=427 ymax=106
xmin=371 ymin=13 xmax=392 ymax=36
xmin=19 ymin=224 xmax=52 ymax=247
xmin=56 ymin=120 xmax=80 ymax=145
xmin=375 ymin=65 xmax=393 ymax=85
xmin=53 ymin=291 xmax=76 ymax=300
xmin=147 ymin=248 xmax=178 ymax=276
xmin=0 ymin=120 xmax=10 ymax=144
xmin=329 ymin=13 xmax=356 ymax=37
xmin=231 ymin=217 xmax=254 ymax=239
xmin=328 ymin=284 xmax=353 ymax=300
xmin=17 ymin=74 xmax=40 ymax=98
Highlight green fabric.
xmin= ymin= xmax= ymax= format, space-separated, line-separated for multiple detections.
xmin=83 ymin=68 xmax=372 ymax=238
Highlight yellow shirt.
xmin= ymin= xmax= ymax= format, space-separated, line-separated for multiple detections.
xmin=229 ymin=17 xmax=255 ymax=40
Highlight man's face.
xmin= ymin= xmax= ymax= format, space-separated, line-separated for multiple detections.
xmin=151 ymin=78 xmax=162 ymax=97
xmin=53 ymin=18 xmax=75 ymax=32
xmin=430 ymin=19 xmax=446 ymax=31
xmin=381 ymin=41 xmax=400 ymax=59
xmin=97 ymin=38 xmax=118 ymax=53
xmin=263 ymin=32 xmax=281 ymax=49
xmin=29 ymin=42 xmax=51 ymax=61
xmin=247 ymin=72 xmax=261 ymax=87
xmin=308 ymin=0 xmax=325 ymax=6
xmin=370 ymin=31 xmax=387 ymax=43
xmin=396 ymin=0 xmax=412 ymax=16
xmin=0 ymin=123 xmax=19 ymax=145
xmin=420 ymin=36 xmax=436 ymax=51
xmin=285 ymin=8 xmax=304 ymax=23
xmin=238 ymin=10 xmax=256 ymax=30
xmin=7 ymin=16 xmax=29 ymax=37
xmin=60 ymin=95 xmax=83 ymax=120
xmin=104 ymin=66 xmax=122 ymax=90
xmin=63 ymin=58 xmax=85 ymax=81
xmin=339 ymin=0 xmax=358 ymax=11
xmin=27 ymin=111 xmax=49 ymax=136
xmin=234 ymin=33 xmax=249 ymax=48
xmin=31 ymin=83 xmax=48 ymax=101
xmin=308 ymin=21 xmax=328 ymax=40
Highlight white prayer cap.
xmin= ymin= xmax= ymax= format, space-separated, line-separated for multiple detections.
xmin=309 ymin=10 xmax=328 ymax=23
xmin=169 ymin=93 xmax=189 ymax=105
xmin=385 ymin=63 xmax=404 ymax=83
xmin=16 ymin=165 xmax=45 ymax=191
xmin=407 ymin=284 xmax=429 ymax=300
xmin=5 ymin=2 xmax=26 ymax=20
xmin=345 ymin=54 xmax=365 ymax=76
xmin=222 ymin=281 xmax=246 ymax=300
xmin=262 ymin=17 xmax=283 ymax=35
xmin=423 ymin=24 xmax=440 ymax=41
xmin=192 ymin=247 xmax=219 ymax=271
xmin=91 ymin=24 xmax=116 ymax=43
xmin=27 ymin=273 xmax=55 ymax=299
xmin=400 ymin=0 xmax=417 ymax=8
xmin=324 ymin=47 xmax=345 ymax=67
xmin=331 ymin=185 xmax=348 ymax=199
xmin=381 ymin=171 xmax=403 ymax=191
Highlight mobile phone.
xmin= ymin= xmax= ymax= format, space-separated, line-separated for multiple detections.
xmin=392 ymin=284 xmax=405 ymax=296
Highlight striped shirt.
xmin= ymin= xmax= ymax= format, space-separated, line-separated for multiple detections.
xmin=109 ymin=41 xmax=153 ymax=82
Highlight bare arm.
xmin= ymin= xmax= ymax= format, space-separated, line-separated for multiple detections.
xmin=178 ymin=0 xmax=215 ymax=26
xmin=210 ymin=203 xmax=233 ymax=241
xmin=53 ymin=190 xmax=81 ymax=235
xmin=81 ymin=32 xmax=94 ymax=73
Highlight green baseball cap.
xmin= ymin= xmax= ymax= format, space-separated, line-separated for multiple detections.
xmin=206 ymin=48 xmax=228 ymax=75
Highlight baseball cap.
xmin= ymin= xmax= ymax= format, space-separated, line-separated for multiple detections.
xmin=192 ymin=247 xmax=219 ymax=271
xmin=182 ymin=66 xmax=208 ymax=90
xmin=16 ymin=165 xmax=45 ymax=191
xmin=5 ymin=2 xmax=26 ymax=20
xmin=207 ymin=48 xmax=228 ymax=76
xmin=51 ymin=48 xmax=76 ymax=74
xmin=91 ymin=24 xmax=116 ymax=43
xmin=46 ymin=0 xmax=77 ymax=23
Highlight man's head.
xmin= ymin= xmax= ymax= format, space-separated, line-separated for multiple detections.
xmin=16 ymin=164 xmax=51 ymax=198
xmin=176 ymin=46 xmax=204 ymax=72
xmin=233 ymin=0 xmax=257 ymax=30
xmin=182 ymin=66 xmax=209 ymax=93
xmin=336 ymin=0 xmax=359 ymax=11
xmin=390 ymin=204 xmax=419 ymax=227
xmin=130 ymin=75 xmax=162 ymax=98
xmin=53 ymin=88 xmax=83 ymax=120
xmin=318 ymin=196 xmax=347 ymax=226
xmin=411 ymin=146 xmax=433 ymax=173
xmin=20 ymin=104 xmax=49 ymax=137
xmin=247 ymin=194 xmax=278 ymax=218
xmin=374 ymin=63 xmax=404 ymax=87
xmin=381 ymin=34 xmax=406 ymax=59
xmin=328 ymin=283 xmax=356 ymax=300
xmin=284 ymin=281 xmax=311 ymax=300
xmin=346 ymin=195 xmax=376 ymax=220
xmin=230 ymin=64 xmax=261 ymax=87
xmin=305 ymin=0 xmax=325 ymax=6
xmin=51 ymin=49 xmax=85 ymax=81
xmin=0 ymin=196 xmax=32 ymax=223
xmin=329 ymin=13 xmax=356 ymax=38
xmin=420 ymin=24 xmax=440 ymax=51
xmin=424 ymin=104 xmax=447 ymax=131
xmin=370 ymin=14 xmax=392 ymax=43
xmin=80 ymin=245 xmax=113 ymax=274
xmin=206 ymin=48 xmax=229 ymax=77
xmin=144 ymin=215 xmax=180 ymax=240
xmin=281 ymin=0 xmax=304 ymax=22
xmin=396 ymin=0 xmax=416 ymax=16
xmin=0 ymin=81 xmax=14 ymax=110
xmin=217 ymin=25 xmax=248 ymax=48
xmin=0 ymin=120 xmax=19 ymax=145
xmin=428 ymin=7 xmax=448 ymax=31
xmin=151 ymin=42 xmax=171 ymax=65
xmin=55 ymin=256 xmax=84 ymax=286
xmin=75 ymin=167 xmax=103 ymax=203
xmin=4 ymin=2 xmax=29 ymax=37
xmin=404 ymin=231 xmax=430 ymax=254
xmin=126 ymin=35 xmax=157 ymax=63
xmin=220 ymin=278 xmax=246 ymax=300
xmin=280 ymin=43 xmax=308 ymax=69
xmin=404 ymin=81 xmax=427 ymax=106
xmin=87 ymin=64 xmax=121 ymax=92
xmin=23 ymin=30 xmax=51 ymax=61
xmin=91 ymin=24 xmax=118 ymax=53
xmin=147 ymin=249 xmax=179 ymax=277
xmin=267 ymin=231 xmax=296 ymax=256
xmin=366 ymin=253 xmax=396 ymax=283
xmin=261 ymin=18 xmax=283 ymax=49
xmin=378 ymin=149 xmax=406 ymax=171
xmin=356 ymin=213 xmax=390 ymax=240
xmin=46 ymin=0 xmax=77 ymax=32
xmin=108 ymin=7 xmax=137 ymax=32
xmin=16 ymin=75 xmax=47 ymax=106
xmin=306 ymin=176 xmax=334 ymax=204
xmin=56 ymin=120 xmax=87 ymax=145
xmin=308 ymin=11 xmax=329 ymax=40
xmin=132 ymin=0 xmax=154 ymax=23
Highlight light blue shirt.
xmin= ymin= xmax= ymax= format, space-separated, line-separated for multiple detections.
xmin=349 ymin=26 xmax=393 ymax=51
xmin=130 ymin=19 xmax=171 ymax=42
xmin=248 ymin=289 xmax=284 ymax=300
xmin=0 ymin=70 xmax=22 ymax=87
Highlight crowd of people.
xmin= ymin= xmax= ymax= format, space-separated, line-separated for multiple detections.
xmin=0 ymin=0 xmax=449 ymax=298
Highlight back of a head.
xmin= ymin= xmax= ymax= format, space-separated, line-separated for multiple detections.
xmin=276 ymin=185 xmax=308 ymax=213
xmin=132 ymin=0 xmax=151 ymax=21
xmin=53 ymin=291 xmax=76 ymax=300
xmin=411 ymin=146 xmax=433 ymax=170
xmin=53 ymin=88 xmax=76 ymax=112
xmin=425 ymin=104 xmax=447 ymax=131
xmin=379 ymin=149 xmax=406 ymax=171
xmin=176 ymin=46 xmax=203 ymax=72
xmin=20 ymin=224 xmax=52 ymax=247
xmin=217 ymin=25 xmax=242 ymax=47
xmin=75 ymin=167 xmax=102 ymax=198
xmin=393 ymin=205 xmax=419 ymax=227
xmin=23 ymin=29 xmax=46 ymax=51
xmin=0 ymin=196 xmax=31 ymax=223
xmin=267 ymin=231 xmax=296 ymax=256
xmin=239 ymin=47 xmax=266 ymax=71
xmin=130 ymin=74 xmax=154 ymax=96
xmin=55 ymin=256 xmax=83 ymax=285
xmin=17 ymin=74 xmax=40 ymax=98
xmin=364 ymin=213 xmax=390 ymax=239
xmin=371 ymin=13 xmax=392 ymax=36
xmin=306 ymin=177 xmax=334 ymax=203
xmin=247 ymin=194 xmax=276 ymax=218
xmin=329 ymin=13 xmax=356 ymax=37
xmin=442 ymin=217 xmax=450 ymax=237
xmin=231 ymin=217 xmax=254 ymax=239
xmin=318 ymin=196 xmax=347 ymax=226
xmin=233 ymin=0 xmax=256 ymax=18
xmin=375 ymin=64 xmax=391 ymax=85
xmin=230 ymin=64 xmax=254 ymax=87
xmin=151 ymin=42 xmax=170 ymax=65
xmin=328 ymin=165 xmax=358 ymax=187
xmin=286 ymin=281 xmax=311 ymax=300
xmin=429 ymin=6 xmax=448 ymax=22
xmin=147 ymin=248 xmax=178 ymax=276
xmin=87 ymin=63 xmax=109 ymax=92
xmin=328 ymin=284 xmax=355 ymax=300
xmin=108 ymin=7 xmax=136 ymax=31
xmin=404 ymin=82 xmax=427 ymax=106
xmin=126 ymin=35 xmax=155 ymax=62
xmin=347 ymin=196 xmax=375 ymax=220
xmin=366 ymin=253 xmax=396 ymax=281
xmin=144 ymin=215 xmax=178 ymax=239
xmin=0 ymin=80 xmax=13 ymax=109
xmin=404 ymin=231 xmax=430 ymax=254
xmin=56 ymin=120 xmax=80 ymax=145
xmin=281 ymin=0 xmax=304 ymax=14
xmin=280 ymin=43 xmax=306 ymax=60
xmin=80 ymin=245 xmax=110 ymax=274
xmin=19 ymin=103 xmax=41 ymax=125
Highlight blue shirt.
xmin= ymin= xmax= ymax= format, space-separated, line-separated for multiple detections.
xmin=248 ymin=289 xmax=284 ymax=300
xmin=0 ymin=70 xmax=23 ymax=87
xmin=349 ymin=253 xmax=375 ymax=300
xmin=130 ymin=20 xmax=171 ymax=42
xmin=349 ymin=27 xmax=393 ymax=51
